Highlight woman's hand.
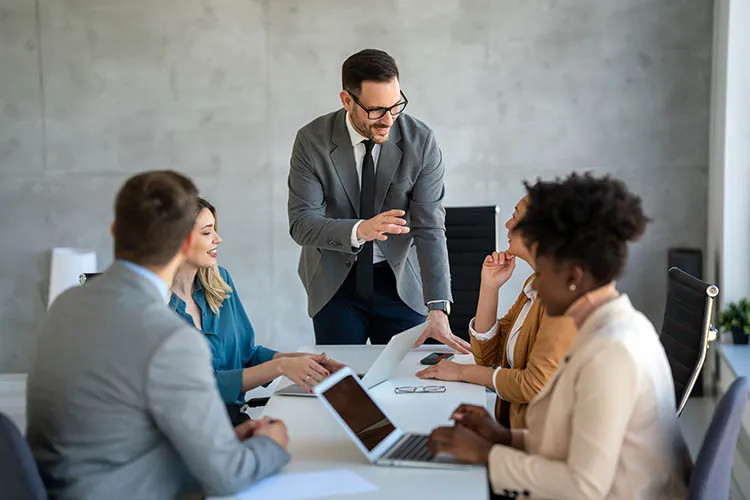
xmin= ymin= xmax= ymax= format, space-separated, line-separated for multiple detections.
xmin=309 ymin=352 xmax=346 ymax=374
xmin=480 ymin=251 xmax=516 ymax=291
xmin=415 ymin=359 xmax=465 ymax=382
xmin=428 ymin=424 xmax=493 ymax=464
xmin=451 ymin=404 xmax=511 ymax=445
xmin=276 ymin=356 xmax=329 ymax=391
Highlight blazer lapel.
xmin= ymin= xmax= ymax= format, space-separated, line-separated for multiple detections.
xmin=530 ymin=356 xmax=567 ymax=408
xmin=329 ymin=109 xmax=360 ymax=216
xmin=512 ymin=294 xmax=537 ymax=369
xmin=528 ymin=303 xmax=616 ymax=409
xmin=374 ymin=121 xmax=403 ymax=213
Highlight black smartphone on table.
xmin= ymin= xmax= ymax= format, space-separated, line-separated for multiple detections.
xmin=419 ymin=352 xmax=455 ymax=365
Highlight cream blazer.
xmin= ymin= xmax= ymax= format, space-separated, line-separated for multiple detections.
xmin=487 ymin=295 xmax=690 ymax=500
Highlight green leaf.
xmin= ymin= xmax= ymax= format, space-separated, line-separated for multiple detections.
xmin=721 ymin=299 xmax=750 ymax=331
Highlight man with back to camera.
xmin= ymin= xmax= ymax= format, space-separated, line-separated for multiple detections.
xmin=288 ymin=48 xmax=470 ymax=353
xmin=26 ymin=170 xmax=290 ymax=499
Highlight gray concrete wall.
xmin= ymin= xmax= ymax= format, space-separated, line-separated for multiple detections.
xmin=0 ymin=0 xmax=712 ymax=373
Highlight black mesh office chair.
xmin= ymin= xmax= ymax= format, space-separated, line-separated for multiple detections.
xmin=445 ymin=206 xmax=500 ymax=341
xmin=659 ymin=267 xmax=719 ymax=416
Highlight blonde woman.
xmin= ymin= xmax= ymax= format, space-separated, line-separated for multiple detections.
xmin=170 ymin=198 xmax=344 ymax=424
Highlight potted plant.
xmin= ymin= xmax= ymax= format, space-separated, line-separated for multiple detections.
xmin=719 ymin=298 xmax=750 ymax=345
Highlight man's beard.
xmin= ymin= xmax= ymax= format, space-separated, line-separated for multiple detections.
xmin=354 ymin=118 xmax=390 ymax=143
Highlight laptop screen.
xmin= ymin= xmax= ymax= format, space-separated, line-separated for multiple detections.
xmin=320 ymin=373 xmax=396 ymax=451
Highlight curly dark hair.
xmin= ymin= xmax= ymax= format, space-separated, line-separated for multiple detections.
xmin=514 ymin=172 xmax=651 ymax=284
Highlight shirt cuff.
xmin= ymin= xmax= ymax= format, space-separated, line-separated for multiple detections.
xmin=215 ymin=368 xmax=244 ymax=404
xmin=351 ymin=220 xmax=365 ymax=248
xmin=491 ymin=366 xmax=504 ymax=400
xmin=469 ymin=317 xmax=499 ymax=341
xmin=248 ymin=346 xmax=278 ymax=367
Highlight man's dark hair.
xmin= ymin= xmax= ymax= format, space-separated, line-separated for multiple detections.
xmin=114 ymin=170 xmax=198 ymax=266
xmin=342 ymin=49 xmax=399 ymax=95
xmin=515 ymin=172 xmax=651 ymax=285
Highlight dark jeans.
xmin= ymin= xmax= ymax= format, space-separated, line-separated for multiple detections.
xmin=313 ymin=262 xmax=426 ymax=345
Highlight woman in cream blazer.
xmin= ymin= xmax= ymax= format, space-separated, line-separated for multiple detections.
xmin=417 ymin=196 xmax=577 ymax=429
xmin=429 ymin=174 xmax=689 ymax=500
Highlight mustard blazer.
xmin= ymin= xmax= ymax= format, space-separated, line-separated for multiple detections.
xmin=470 ymin=275 xmax=577 ymax=429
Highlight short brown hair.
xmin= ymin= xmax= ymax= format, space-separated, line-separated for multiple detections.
xmin=342 ymin=49 xmax=399 ymax=95
xmin=114 ymin=170 xmax=198 ymax=266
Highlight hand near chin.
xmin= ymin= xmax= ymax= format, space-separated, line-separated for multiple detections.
xmin=481 ymin=251 xmax=516 ymax=290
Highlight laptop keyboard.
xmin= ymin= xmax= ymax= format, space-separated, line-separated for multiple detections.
xmin=388 ymin=434 xmax=435 ymax=462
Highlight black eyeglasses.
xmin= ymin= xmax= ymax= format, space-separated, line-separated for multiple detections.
xmin=346 ymin=90 xmax=408 ymax=120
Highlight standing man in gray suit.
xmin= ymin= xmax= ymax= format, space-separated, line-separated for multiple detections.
xmin=288 ymin=49 xmax=470 ymax=353
xmin=27 ymin=171 xmax=290 ymax=499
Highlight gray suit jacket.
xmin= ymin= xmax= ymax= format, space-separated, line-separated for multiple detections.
xmin=288 ymin=109 xmax=452 ymax=317
xmin=26 ymin=262 xmax=290 ymax=500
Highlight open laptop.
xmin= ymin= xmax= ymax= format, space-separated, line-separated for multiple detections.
xmin=274 ymin=321 xmax=429 ymax=397
xmin=313 ymin=366 xmax=477 ymax=469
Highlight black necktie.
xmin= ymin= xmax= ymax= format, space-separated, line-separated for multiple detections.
xmin=356 ymin=140 xmax=375 ymax=300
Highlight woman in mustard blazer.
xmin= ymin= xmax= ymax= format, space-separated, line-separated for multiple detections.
xmin=428 ymin=174 xmax=689 ymax=500
xmin=417 ymin=196 xmax=577 ymax=429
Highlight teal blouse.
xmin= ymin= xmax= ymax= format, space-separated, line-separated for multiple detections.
xmin=169 ymin=267 xmax=277 ymax=403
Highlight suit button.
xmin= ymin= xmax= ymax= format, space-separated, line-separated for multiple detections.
xmin=345 ymin=260 xmax=351 ymax=268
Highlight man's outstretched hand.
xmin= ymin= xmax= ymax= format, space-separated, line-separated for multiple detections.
xmin=414 ymin=310 xmax=471 ymax=354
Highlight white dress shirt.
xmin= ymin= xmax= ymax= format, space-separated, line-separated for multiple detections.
xmin=469 ymin=278 xmax=537 ymax=396
xmin=346 ymin=113 xmax=386 ymax=264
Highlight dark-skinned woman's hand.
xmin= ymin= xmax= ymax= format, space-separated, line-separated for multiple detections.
xmin=428 ymin=424 xmax=493 ymax=464
xmin=451 ymin=404 xmax=511 ymax=446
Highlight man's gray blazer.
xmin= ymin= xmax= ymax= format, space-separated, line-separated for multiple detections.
xmin=26 ymin=262 xmax=290 ymax=500
xmin=288 ymin=109 xmax=452 ymax=317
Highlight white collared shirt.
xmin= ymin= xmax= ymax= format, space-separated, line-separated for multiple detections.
xmin=470 ymin=278 xmax=537 ymax=396
xmin=346 ymin=112 xmax=386 ymax=263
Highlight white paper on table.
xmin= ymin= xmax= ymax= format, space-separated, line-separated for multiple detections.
xmin=234 ymin=469 xmax=377 ymax=500
xmin=48 ymin=247 xmax=97 ymax=308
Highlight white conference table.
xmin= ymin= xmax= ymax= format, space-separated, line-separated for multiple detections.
xmin=210 ymin=344 xmax=489 ymax=500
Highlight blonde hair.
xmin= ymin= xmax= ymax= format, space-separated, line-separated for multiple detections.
xmin=197 ymin=265 xmax=232 ymax=314
xmin=196 ymin=198 xmax=232 ymax=314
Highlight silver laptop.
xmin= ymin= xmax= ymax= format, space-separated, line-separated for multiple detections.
xmin=274 ymin=321 xmax=429 ymax=397
xmin=313 ymin=366 xmax=477 ymax=469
